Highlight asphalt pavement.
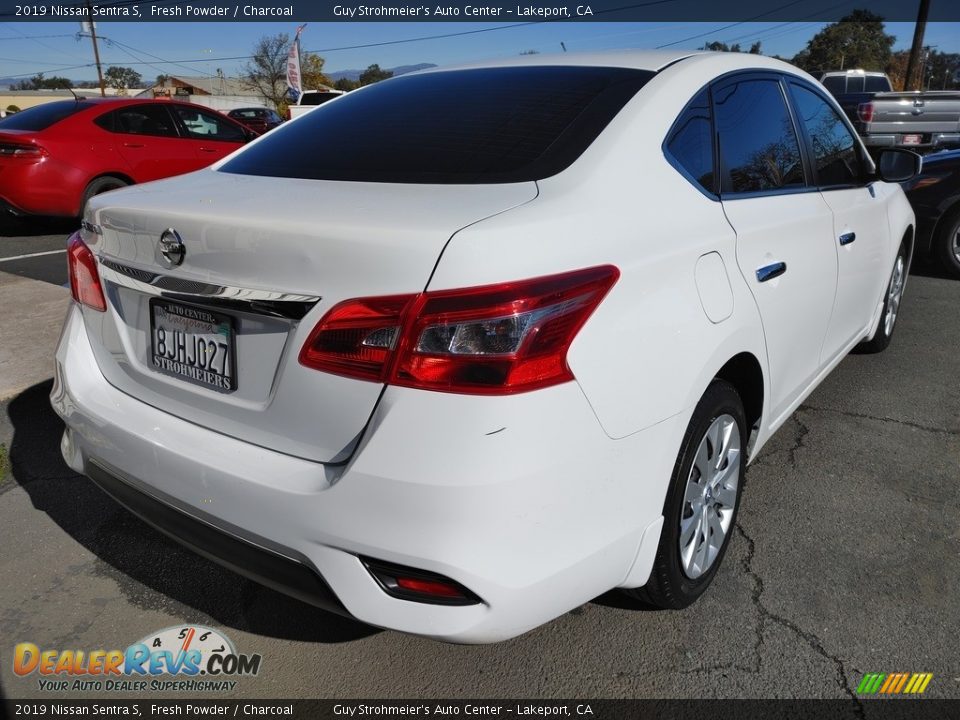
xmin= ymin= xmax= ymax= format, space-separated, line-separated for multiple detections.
xmin=0 ymin=225 xmax=958 ymax=701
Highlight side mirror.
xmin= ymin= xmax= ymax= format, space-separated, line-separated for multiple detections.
xmin=877 ymin=148 xmax=922 ymax=183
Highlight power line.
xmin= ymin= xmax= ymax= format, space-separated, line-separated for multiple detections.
xmin=655 ymin=0 xmax=810 ymax=48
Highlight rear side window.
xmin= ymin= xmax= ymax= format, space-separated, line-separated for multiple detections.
xmin=790 ymin=84 xmax=863 ymax=187
xmin=220 ymin=66 xmax=654 ymax=184
xmin=96 ymin=105 xmax=177 ymax=137
xmin=0 ymin=100 xmax=89 ymax=131
xmin=822 ymin=76 xmax=846 ymax=95
xmin=865 ymin=75 xmax=891 ymax=92
xmin=665 ymin=89 xmax=715 ymax=195
xmin=172 ymin=106 xmax=246 ymax=142
xmin=713 ymin=78 xmax=805 ymax=194
xmin=299 ymin=92 xmax=342 ymax=107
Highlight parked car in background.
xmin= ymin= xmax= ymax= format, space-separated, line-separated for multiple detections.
xmin=287 ymin=89 xmax=345 ymax=119
xmin=54 ymin=51 xmax=918 ymax=643
xmin=818 ymin=69 xmax=893 ymax=123
xmin=819 ymin=69 xmax=960 ymax=154
xmin=0 ymin=98 xmax=255 ymax=218
xmin=903 ymin=148 xmax=960 ymax=277
xmin=226 ymin=107 xmax=283 ymax=135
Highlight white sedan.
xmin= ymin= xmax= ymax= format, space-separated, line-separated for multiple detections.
xmin=53 ymin=50 xmax=918 ymax=642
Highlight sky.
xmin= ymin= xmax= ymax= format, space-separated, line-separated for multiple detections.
xmin=1 ymin=20 xmax=959 ymax=84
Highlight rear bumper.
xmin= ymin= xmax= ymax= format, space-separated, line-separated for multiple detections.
xmin=52 ymin=303 xmax=678 ymax=642
xmin=862 ymin=132 xmax=960 ymax=150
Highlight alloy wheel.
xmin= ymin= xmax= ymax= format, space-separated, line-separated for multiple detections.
xmin=884 ymin=254 xmax=906 ymax=337
xmin=679 ymin=414 xmax=741 ymax=580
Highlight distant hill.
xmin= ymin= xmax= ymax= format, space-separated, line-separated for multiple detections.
xmin=327 ymin=63 xmax=437 ymax=82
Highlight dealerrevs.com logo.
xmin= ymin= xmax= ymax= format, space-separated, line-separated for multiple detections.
xmin=14 ymin=625 xmax=262 ymax=693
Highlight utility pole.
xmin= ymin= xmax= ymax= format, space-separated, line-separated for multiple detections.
xmin=903 ymin=0 xmax=930 ymax=91
xmin=85 ymin=0 xmax=106 ymax=97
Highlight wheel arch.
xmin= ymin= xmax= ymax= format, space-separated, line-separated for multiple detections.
xmin=77 ymin=172 xmax=136 ymax=216
xmin=713 ymin=351 xmax=764 ymax=451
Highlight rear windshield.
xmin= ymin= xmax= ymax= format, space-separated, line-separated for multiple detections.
xmin=220 ymin=66 xmax=654 ymax=184
xmin=0 ymin=100 xmax=90 ymax=130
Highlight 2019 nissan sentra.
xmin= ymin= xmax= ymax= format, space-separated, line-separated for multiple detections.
xmin=0 ymin=98 xmax=255 ymax=219
xmin=51 ymin=51 xmax=918 ymax=642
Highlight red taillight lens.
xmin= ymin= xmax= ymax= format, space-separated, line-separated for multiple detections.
xmin=393 ymin=265 xmax=619 ymax=394
xmin=67 ymin=234 xmax=106 ymax=312
xmin=857 ymin=102 xmax=874 ymax=123
xmin=394 ymin=576 xmax=465 ymax=599
xmin=0 ymin=142 xmax=45 ymax=159
xmin=298 ymin=294 xmax=416 ymax=381
xmin=299 ymin=265 xmax=619 ymax=394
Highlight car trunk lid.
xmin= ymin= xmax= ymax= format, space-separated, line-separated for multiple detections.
xmin=81 ymin=169 xmax=538 ymax=463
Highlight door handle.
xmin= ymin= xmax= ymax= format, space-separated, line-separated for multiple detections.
xmin=199 ymin=147 xmax=218 ymax=153
xmin=756 ymin=262 xmax=787 ymax=283
xmin=123 ymin=142 xmax=144 ymax=148
xmin=839 ymin=232 xmax=856 ymax=245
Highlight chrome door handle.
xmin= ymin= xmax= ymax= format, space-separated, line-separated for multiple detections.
xmin=839 ymin=232 xmax=856 ymax=245
xmin=756 ymin=262 xmax=787 ymax=283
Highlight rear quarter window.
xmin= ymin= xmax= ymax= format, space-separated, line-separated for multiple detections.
xmin=220 ymin=66 xmax=654 ymax=184
xmin=0 ymin=100 xmax=90 ymax=131
xmin=665 ymin=89 xmax=715 ymax=195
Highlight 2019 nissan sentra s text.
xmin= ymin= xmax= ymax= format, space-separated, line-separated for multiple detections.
xmin=52 ymin=51 xmax=918 ymax=643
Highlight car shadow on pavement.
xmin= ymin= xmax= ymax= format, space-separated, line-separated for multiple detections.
xmin=0 ymin=215 xmax=79 ymax=239
xmin=7 ymin=380 xmax=380 ymax=644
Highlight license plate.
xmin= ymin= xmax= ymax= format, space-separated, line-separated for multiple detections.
xmin=902 ymin=134 xmax=922 ymax=145
xmin=149 ymin=299 xmax=236 ymax=393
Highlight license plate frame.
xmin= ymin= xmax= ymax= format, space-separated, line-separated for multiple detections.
xmin=901 ymin=134 xmax=923 ymax=146
xmin=149 ymin=298 xmax=237 ymax=393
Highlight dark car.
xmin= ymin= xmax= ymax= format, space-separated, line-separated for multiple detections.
xmin=226 ymin=107 xmax=283 ymax=135
xmin=902 ymin=149 xmax=960 ymax=278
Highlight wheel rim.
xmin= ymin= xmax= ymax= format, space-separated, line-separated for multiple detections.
xmin=883 ymin=254 xmax=905 ymax=337
xmin=679 ymin=414 xmax=741 ymax=580
xmin=952 ymin=227 xmax=960 ymax=265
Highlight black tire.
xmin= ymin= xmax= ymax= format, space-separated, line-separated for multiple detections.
xmin=79 ymin=176 xmax=128 ymax=216
xmin=858 ymin=240 xmax=908 ymax=354
xmin=935 ymin=210 xmax=960 ymax=280
xmin=623 ymin=379 xmax=747 ymax=609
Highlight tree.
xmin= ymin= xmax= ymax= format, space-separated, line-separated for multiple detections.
xmin=334 ymin=77 xmax=359 ymax=92
xmin=700 ymin=41 xmax=762 ymax=54
xmin=359 ymin=64 xmax=393 ymax=87
xmin=12 ymin=73 xmax=73 ymax=90
xmin=791 ymin=10 xmax=895 ymax=73
xmin=155 ymin=74 xmax=170 ymax=86
xmin=104 ymin=66 xmax=142 ymax=95
xmin=243 ymin=33 xmax=292 ymax=111
xmin=300 ymin=52 xmax=332 ymax=90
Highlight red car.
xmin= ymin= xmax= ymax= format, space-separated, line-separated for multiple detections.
xmin=226 ymin=107 xmax=283 ymax=135
xmin=0 ymin=97 xmax=256 ymax=218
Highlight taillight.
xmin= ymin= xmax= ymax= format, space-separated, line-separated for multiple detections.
xmin=299 ymin=265 xmax=619 ymax=395
xmin=858 ymin=102 xmax=874 ymax=123
xmin=0 ymin=142 xmax=45 ymax=159
xmin=67 ymin=233 xmax=107 ymax=312
xmin=362 ymin=557 xmax=481 ymax=605
xmin=298 ymin=294 xmax=416 ymax=381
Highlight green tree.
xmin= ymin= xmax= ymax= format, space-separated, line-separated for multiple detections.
xmin=700 ymin=41 xmax=762 ymax=54
xmin=359 ymin=64 xmax=393 ymax=87
xmin=104 ymin=66 xmax=142 ymax=95
xmin=13 ymin=73 xmax=73 ymax=90
xmin=791 ymin=10 xmax=895 ymax=73
xmin=334 ymin=77 xmax=359 ymax=92
xmin=300 ymin=52 xmax=332 ymax=91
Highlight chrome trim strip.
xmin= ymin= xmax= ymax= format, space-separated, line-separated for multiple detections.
xmin=99 ymin=258 xmax=320 ymax=303
xmin=756 ymin=261 xmax=787 ymax=283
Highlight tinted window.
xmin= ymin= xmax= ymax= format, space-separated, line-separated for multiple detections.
xmin=865 ymin=75 xmax=891 ymax=92
xmin=665 ymin=89 xmax=715 ymax=194
xmin=221 ymin=66 xmax=654 ymax=184
xmin=300 ymin=92 xmax=342 ymax=107
xmin=791 ymin=84 xmax=862 ymax=186
xmin=172 ymin=106 xmax=246 ymax=142
xmin=822 ymin=76 xmax=846 ymax=95
xmin=0 ymin=100 xmax=89 ymax=131
xmin=96 ymin=104 xmax=177 ymax=137
xmin=847 ymin=76 xmax=865 ymax=93
xmin=713 ymin=79 xmax=805 ymax=194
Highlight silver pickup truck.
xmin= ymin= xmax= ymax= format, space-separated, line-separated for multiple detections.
xmin=856 ymin=91 xmax=960 ymax=152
